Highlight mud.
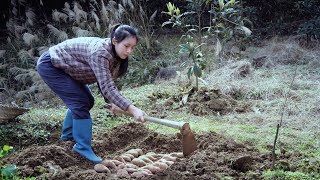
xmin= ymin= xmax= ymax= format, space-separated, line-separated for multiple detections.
xmin=3 ymin=122 xmax=274 ymax=179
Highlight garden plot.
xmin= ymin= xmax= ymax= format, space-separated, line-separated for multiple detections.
xmin=3 ymin=122 xmax=276 ymax=179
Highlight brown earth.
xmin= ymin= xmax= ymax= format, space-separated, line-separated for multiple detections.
xmin=147 ymin=87 xmax=252 ymax=118
xmin=3 ymin=122 xmax=275 ymax=179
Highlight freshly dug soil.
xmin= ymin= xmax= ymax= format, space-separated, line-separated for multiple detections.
xmin=147 ymin=87 xmax=252 ymax=118
xmin=3 ymin=123 xmax=274 ymax=179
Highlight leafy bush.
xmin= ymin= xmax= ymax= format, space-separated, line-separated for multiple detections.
xmin=0 ymin=145 xmax=16 ymax=179
xmin=297 ymin=16 xmax=320 ymax=42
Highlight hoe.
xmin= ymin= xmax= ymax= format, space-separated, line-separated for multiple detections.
xmin=106 ymin=104 xmax=197 ymax=157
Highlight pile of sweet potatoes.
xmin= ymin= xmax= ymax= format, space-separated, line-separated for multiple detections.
xmin=94 ymin=148 xmax=183 ymax=178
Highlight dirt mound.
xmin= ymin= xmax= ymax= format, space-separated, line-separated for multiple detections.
xmin=148 ymin=87 xmax=252 ymax=117
xmin=149 ymin=132 xmax=272 ymax=179
xmin=3 ymin=123 xmax=272 ymax=179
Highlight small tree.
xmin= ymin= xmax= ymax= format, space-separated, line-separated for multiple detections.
xmin=162 ymin=2 xmax=206 ymax=90
xmin=162 ymin=0 xmax=251 ymax=89
xmin=179 ymin=35 xmax=206 ymax=90
xmin=208 ymin=0 xmax=252 ymax=58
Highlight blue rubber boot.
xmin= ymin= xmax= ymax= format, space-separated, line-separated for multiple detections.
xmin=72 ymin=118 xmax=102 ymax=164
xmin=61 ymin=109 xmax=73 ymax=141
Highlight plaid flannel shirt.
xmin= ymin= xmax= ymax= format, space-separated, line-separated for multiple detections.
xmin=48 ymin=37 xmax=132 ymax=110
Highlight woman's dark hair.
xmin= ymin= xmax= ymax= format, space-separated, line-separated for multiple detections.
xmin=110 ymin=24 xmax=138 ymax=78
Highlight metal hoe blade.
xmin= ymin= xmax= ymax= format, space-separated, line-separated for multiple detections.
xmin=181 ymin=123 xmax=197 ymax=156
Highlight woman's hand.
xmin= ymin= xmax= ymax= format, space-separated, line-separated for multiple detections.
xmin=110 ymin=103 xmax=125 ymax=115
xmin=127 ymin=105 xmax=146 ymax=123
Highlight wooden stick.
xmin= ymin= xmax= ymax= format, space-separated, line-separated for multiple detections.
xmin=105 ymin=104 xmax=186 ymax=129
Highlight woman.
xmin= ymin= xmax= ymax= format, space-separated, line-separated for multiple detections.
xmin=36 ymin=24 xmax=146 ymax=164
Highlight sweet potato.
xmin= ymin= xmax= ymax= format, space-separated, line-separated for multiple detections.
xmin=94 ymin=164 xmax=111 ymax=173
xmin=131 ymin=171 xmax=149 ymax=178
xmin=145 ymin=154 xmax=158 ymax=161
xmin=141 ymin=165 xmax=161 ymax=173
xmin=111 ymin=159 xmax=124 ymax=166
xmin=158 ymin=159 xmax=174 ymax=166
xmin=123 ymin=153 xmax=135 ymax=160
xmin=117 ymin=163 xmax=127 ymax=169
xmin=132 ymin=158 xmax=147 ymax=167
xmin=170 ymin=152 xmax=184 ymax=158
xmin=125 ymin=149 xmax=139 ymax=157
xmin=120 ymin=154 xmax=131 ymax=162
xmin=139 ymin=155 xmax=153 ymax=164
xmin=153 ymin=162 xmax=168 ymax=171
xmin=135 ymin=148 xmax=143 ymax=156
xmin=113 ymin=156 xmax=126 ymax=163
xmin=101 ymin=160 xmax=117 ymax=169
xmin=116 ymin=169 xmax=130 ymax=178
xmin=146 ymin=152 xmax=157 ymax=156
xmin=162 ymin=155 xmax=177 ymax=162
xmin=124 ymin=167 xmax=138 ymax=173
xmin=125 ymin=163 xmax=138 ymax=169
xmin=138 ymin=168 xmax=153 ymax=175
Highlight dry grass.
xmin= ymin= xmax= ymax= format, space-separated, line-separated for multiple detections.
xmin=162 ymin=37 xmax=320 ymax=134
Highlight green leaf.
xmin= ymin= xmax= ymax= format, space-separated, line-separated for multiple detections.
xmin=196 ymin=52 xmax=203 ymax=59
xmin=193 ymin=63 xmax=202 ymax=77
xmin=179 ymin=44 xmax=190 ymax=54
xmin=1 ymin=164 xmax=17 ymax=178
xmin=166 ymin=2 xmax=175 ymax=15
xmin=187 ymin=67 xmax=193 ymax=80
xmin=219 ymin=0 xmax=224 ymax=10
xmin=175 ymin=8 xmax=181 ymax=15
xmin=3 ymin=145 xmax=12 ymax=152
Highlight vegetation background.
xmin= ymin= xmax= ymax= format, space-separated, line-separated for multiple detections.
xmin=0 ymin=0 xmax=319 ymax=179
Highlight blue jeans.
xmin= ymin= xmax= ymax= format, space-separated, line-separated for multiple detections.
xmin=36 ymin=51 xmax=94 ymax=119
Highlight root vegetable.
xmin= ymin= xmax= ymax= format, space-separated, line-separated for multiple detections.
xmin=116 ymin=169 xmax=130 ymax=178
xmin=111 ymin=159 xmax=124 ymax=166
xmin=123 ymin=153 xmax=135 ymax=160
xmin=94 ymin=164 xmax=111 ymax=173
xmin=125 ymin=149 xmax=139 ymax=157
xmin=101 ymin=160 xmax=117 ymax=169
xmin=135 ymin=148 xmax=143 ymax=156
xmin=170 ymin=152 xmax=184 ymax=158
xmin=146 ymin=152 xmax=157 ymax=156
xmin=114 ymin=156 xmax=126 ymax=163
xmin=120 ymin=154 xmax=131 ymax=162
xmin=138 ymin=168 xmax=153 ymax=175
xmin=125 ymin=163 xmax=138 ymax=169
xmin=131 ymin=171 xmax=149 ymax=178
xmin=162 ymin=155 xmax=177 ymax=162
xmin=117 ymin=164 xmax=127 ymax=169
xmin=153 ymin=162 xmax=168 ymax=171
xmin=158 ymin=159 xmax=174 ymax=166
xmin=139 ymin=155 xmax=153 ymax=164
xmin=132 ymin=158 xmax=147 ymax=167
xmin=124 ymin=167 xmax=138 ymax=173
xmin=145 ymin=154 xmax=158 ymax=161
xmin=141 ymin=165 xmax=161 ymax=173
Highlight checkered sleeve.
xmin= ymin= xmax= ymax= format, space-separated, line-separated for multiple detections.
xmin=89 ymin=51 xmax=132 ymax=111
